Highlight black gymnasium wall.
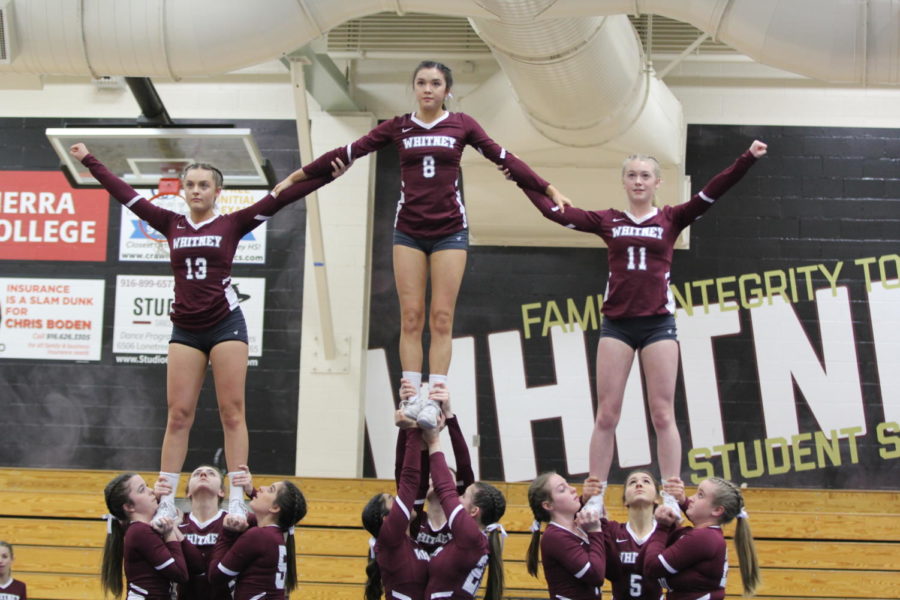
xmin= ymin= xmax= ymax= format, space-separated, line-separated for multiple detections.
xmin=0 ymin=117 xmax=306 ymax=474
xmin=364 ymin=124 xmax=900 ymax=490
xmin=2 ymin=119 xmax=898 ymax=489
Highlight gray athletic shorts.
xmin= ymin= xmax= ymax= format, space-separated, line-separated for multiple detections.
xmin=393 ymin=228 xmax=469 ymax=255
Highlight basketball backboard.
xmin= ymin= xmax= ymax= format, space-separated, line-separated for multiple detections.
xmin=46 ymin=127 xmax=276 ymax=189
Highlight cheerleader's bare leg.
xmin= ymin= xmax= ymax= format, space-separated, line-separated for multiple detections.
xmin=427 ymin=248 xmax=467 ymax=376
xmin=161 ymin=342 xmax=209 ymax=473
xmin=209 ymin=339 xmax=250 ymax=471
xmin=639 ymin=339 xmax=681 ymax=480
xmin=393 ymin=244 xmax=428 ymax=373
xmin=589 ymin=336 xmax=636 ymax=482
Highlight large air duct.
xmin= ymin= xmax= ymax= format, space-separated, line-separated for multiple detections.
xmin=2 ymin=1 xmax=899 ymax=84
xmin=468 ymin=2 xmax=682 ymax=162
xmin=2 ymin=1 xmax=898 ymax=157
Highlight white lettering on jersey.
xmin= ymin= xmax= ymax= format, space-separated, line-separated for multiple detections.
xmin=611 ymin=225 xmax=664 ymax=239
xmin=401 ymin=135 xmax=457 ymax=150
xmin=413 ymin=548 xmax=432 ymax=561
xmin=619 ymin=550 xmax=639 ymax=564
xmin=173 ymin=235 xmax=223 ymax=249
xmin=185 ymin=532 xmax=219 ymax=546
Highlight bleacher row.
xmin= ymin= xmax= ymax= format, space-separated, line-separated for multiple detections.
xmin=0 ymin=468 xmax=898 ymax=599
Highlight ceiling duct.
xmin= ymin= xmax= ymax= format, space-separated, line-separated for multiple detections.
xmin=0 ymin=0 xmax=14 ymax=64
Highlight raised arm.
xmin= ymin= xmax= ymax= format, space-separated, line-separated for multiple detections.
xmin=380 ymin=428 xmax=424 ymax=546
xmin=437 ymin=386 xmax=474 ymax=494
xmin=425 ymin=430 xmax=484 ymax=548
xmin=671 ymin=140 xmax=766 ymax=229
xmin=71 ymin=143 xmax=176 ymax=233
xmin=71 ymin=143 xmax=142 ymax=205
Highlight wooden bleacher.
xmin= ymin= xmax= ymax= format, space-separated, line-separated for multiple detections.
xmin=1 ymin=468 xmax=898 ymax=599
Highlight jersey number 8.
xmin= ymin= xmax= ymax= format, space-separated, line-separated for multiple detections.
xmin=422 ymin=155 xmax=436 ymax=178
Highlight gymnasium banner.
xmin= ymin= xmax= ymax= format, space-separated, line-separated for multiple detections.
xmin=118 ymin=188 xmax=268 ymax=263
xmin=363 ymin=125 xmax=900 ymax=490
xmin=0 ymin=170 xmax=109 ymax=261
xmin=112 ymin=274 xmax=267 ymax=360
xmin=0 ymin=277 xmax=105 ymax=360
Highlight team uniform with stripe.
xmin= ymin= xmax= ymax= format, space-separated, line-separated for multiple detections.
xmin=208 ymin=524 xmax=289 ymax=600
xmin=425 ymin=451 xmax=490 ymax=600
xmin=602 ymin=519 xmax=663 ymax=600
xmin=301 ymin=111 xmax=550 ymax=239
xmin=395 ymin=416 xmax=475 ymax=555
xmin=639 ymin=526 xmax=727 ymax=600
xmin=81 ymin=153 xmax=332 ymax=332
xmin=540 ymin=522 xmax=606 ymax=600
xmin=376 ymin=428 xmax=430 ymax=600
xmin=523 ymin=151 xmax=758 ymax=319
xmin=0 ymin=578 xmax=26 ymax=600
xmin=123 ymin=521 xmax=191 ymax=599
xmin=177 ymin=510 xmax=229 ymax=600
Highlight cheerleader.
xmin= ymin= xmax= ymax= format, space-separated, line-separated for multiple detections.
xmin=70 ymin=143 xmax=344 ymax=521
xmin=424 ymin=416 xmax=506 ymax=600
xmin=641 ymin=477 xmax=760 ymax=599
xmin=207 ymin=480 xmax=307 ymax=599
xmin=523 ymin=140 xmax=768 ymax=515
xmin=526 ymin=473 xmax=605 ymax=600
xmin=100 ymin=473 xmax=198 ymax=599
xmin=275 ymin=60 xmax=571 ymax=428
xmin=362 ymin=393 xmax=432 ymax=600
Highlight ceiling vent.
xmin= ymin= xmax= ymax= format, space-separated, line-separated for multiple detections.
xmin=326 ymin=12 xmax=737 ymax=59
xmin=327 ymin=12 xmax=491 ymax=57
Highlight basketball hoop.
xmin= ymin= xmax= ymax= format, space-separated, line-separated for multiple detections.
xmin=158 ymin=177 xmax=181 ymax=195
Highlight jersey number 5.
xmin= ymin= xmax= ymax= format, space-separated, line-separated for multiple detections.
xmin=422 ymin=155 xmax=436 ymax=178
xmin=275 ymin=545 xmax=287 ymax=589
xmin=184 ymin=257 xmax=207 ymax=280
xmin=629 ymin=573 xmax=642 ymax=596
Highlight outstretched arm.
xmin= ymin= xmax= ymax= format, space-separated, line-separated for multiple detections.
xmin=521 ymin=187 xmax=605 ymax=233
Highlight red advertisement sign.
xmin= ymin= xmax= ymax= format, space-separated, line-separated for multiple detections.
xmin=0 ymin=170 xmax=109 ymax=261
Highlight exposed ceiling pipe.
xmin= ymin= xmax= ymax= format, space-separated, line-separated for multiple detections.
xmin=0 ymin=1 xmax=898 ymax=86
xmin=124 ymin=77 xmax=173 ymax=126
xmin=467 ymin=2 xmax=683 ymax=162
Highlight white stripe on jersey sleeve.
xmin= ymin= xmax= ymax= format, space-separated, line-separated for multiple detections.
xmin=127 ymin=195 xmax=142 ymax=208
xmin=395 ymin=496 xmax=410 ymax=520
xmin=658 ymin=554 xmax=678 ymax=574
xmin=574 ymin=561 xmax=591 ymax=579
xmin=447 ymin=504 xmax=464 ymax=529
xmin=699 ymin=190 xmax=714 ymax=203
xmin=153 ymin=557 xmax=174 ymax=571
xmin=346 ymin=143 xmax=353 ymax=164
xmin=499 ymin=148 xmax=507 ymax=160
xmin=218 ymin=561 xmax=241 ymax=577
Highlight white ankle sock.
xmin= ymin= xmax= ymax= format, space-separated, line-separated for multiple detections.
xmin=402 ymin=371 xmax=423 ymax=391
xmin=159 ymin=471 xmax=180 ymax=505
xmin=429 ymin=374 xmax=448 ymax=387
xmin=227 ymin=472 xmax=244 ymax=503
